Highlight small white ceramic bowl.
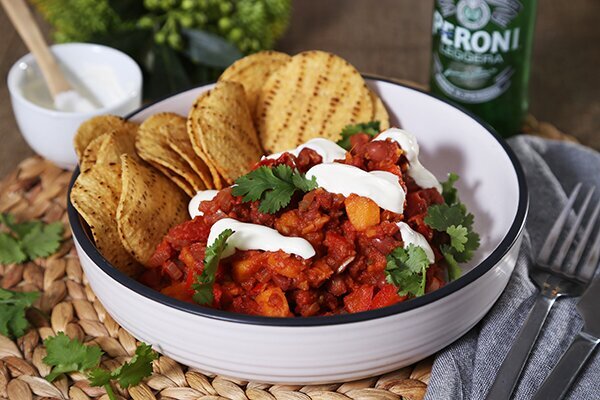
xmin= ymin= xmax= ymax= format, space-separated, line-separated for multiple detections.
xmin=68 ymin=77 xmax=528 ymax=384
xmin=7 ymin=43 xmax=142 ymax=169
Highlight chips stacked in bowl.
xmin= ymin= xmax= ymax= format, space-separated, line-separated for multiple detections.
xmin=70 ymin=50 xmax=390 ymax=273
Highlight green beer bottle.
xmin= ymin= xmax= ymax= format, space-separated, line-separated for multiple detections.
xmin=429 ymin=0 xmax=537 ymax=137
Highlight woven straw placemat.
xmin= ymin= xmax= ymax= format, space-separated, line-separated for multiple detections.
xmin=0 ymin=119 xmax=573 ymax=400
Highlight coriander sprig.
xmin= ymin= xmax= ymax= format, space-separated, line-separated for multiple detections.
xmin=0 ymin=288 xmax=39 ymax=339
xmin=336 ymin=121 xmax=381 ymax=150
xmin=425 ymin=173 xmax=480 ymax=281
xmin=192 ymin=229 xmax=234 ymax=305
xmin=0 ymin=213 xmax=63 ymax=264
xmin=43 ymin=332 xmax=158 ymax=400
xmin=385 ymin=244 xmax=431 ymax=298
xmin=232 ymin=165 xmax=318 ymax=214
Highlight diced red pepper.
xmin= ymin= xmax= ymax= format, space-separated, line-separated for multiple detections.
xmin=343 ymin=284 xmax=374 ymax=313
xmin=370 ymin=284 xmax=406 ymax=310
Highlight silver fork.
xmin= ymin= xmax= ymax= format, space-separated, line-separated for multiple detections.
xmin=486 ymin=183 xmax=600 ymax=400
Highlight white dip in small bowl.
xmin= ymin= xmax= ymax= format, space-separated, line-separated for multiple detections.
xmin=7 ymin=43 xmax=143 ymax=169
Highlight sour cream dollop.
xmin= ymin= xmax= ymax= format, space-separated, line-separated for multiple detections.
xmin=188 ymin=190 xmax=219 ymax=218
xmin=306 ymin=163 xmax=406 ymax=214
xmin=207 ymin=218 xmax=315 ymax=259
xmin=264 ymin=138 xmax=346 ymax=163
xmin=396 ymin=222 xmax=435 ymax=263
xmin=374 ymin=128 xmax=442 ymax=193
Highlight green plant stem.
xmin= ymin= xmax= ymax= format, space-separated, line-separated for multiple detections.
xmin=104 ymin=383 xmax=116 ymax=400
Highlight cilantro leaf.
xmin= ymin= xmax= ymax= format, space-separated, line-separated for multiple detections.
xmin=442 ymin=246 xmax=462 ymax=282
xmin=112 ymin=343 xmax=158 ymax=387
xmin=447 ymin=225 xmax=468 ymax=252
xmin=232 ymin=165 xmax=318 ymax=214
xmin=0 ymin=233 xmax=27 ymax=264
xmin=441 ymin=173 xmax=459 ymax=205
xmin=424 ymin=203 xmax=466 ymax=231
xmin=453 ymin=231 xmax=480 ymax=263
xmin=385 ymin=244 xmax=430 ymax=298
xmin=424 ymin=173 xmax=480 ymax=281
xmin=42 ymin=332 xmax=157 ymax=400
xmin=0 ymin=214 xmax=63 ymax=263
xmin=0 ymin=289 xmax=39 ymax=338
xmin=1 ymin=213 xmax=44 ymax=240
xmin=20 ymin=222 xmax=63 ymax=260
xmin=88 ymin=367 xmax=112 ymax=387
xmin=43 ymin=332 xmax=103 ymax=382
xmin=192 ymin=229 xmax=234 ymax=305
xmin=336 ymin=121 xmax=381 ymax=150
xmin=89 ymin=343 xmax=157 ymax=389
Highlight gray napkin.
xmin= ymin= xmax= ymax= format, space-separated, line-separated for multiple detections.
xmin=425 ymin=135 xmax=600 ymax=400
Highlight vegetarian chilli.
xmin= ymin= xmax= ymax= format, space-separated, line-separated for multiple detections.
xmin=141 ymin=125 xmax=479 ymax=317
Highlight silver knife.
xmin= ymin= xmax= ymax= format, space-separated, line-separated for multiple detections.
xmin=533 ymin=276 xmax=600 ymax=400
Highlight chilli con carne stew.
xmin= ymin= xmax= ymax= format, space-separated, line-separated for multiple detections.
xmin=140 ymin=126 xmax=479 ymax=317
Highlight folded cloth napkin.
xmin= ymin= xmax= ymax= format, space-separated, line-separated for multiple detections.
xmin=425 ymin=135 xmax=600 ymax=400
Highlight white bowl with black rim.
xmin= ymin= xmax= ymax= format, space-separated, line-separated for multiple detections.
xmin=67 ymin=77 xmax=528 ymax=384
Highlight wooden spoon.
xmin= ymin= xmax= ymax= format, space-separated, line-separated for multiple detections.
xmin=1 ymin=0 xmax=95 ymax=111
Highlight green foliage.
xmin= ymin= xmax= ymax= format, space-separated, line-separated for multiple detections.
xmin=0 ymin=289 xmax=39 ymax=339
xmin=44 ymin=333 xmax=157 ymax=400
xmin=31 ymin=0 xmax=291 ymax=99
xmin=44 ymin=332 xmax=103 ymax=382
xmin=232 ymin=165 xmax=319 ymax=214
xmin=31 ymin=0 xmax=125 ymax=43
xmin=88 ymin=343 xmax=158 ymax=388
xmin=385 ymin=244 xmax=430 ymax=298
xmin=193 ymin=229 xmax=234 ymax=305
xmin=0 ymin=213 xmax=63 ymax=264
xmin=441 ymin=172 xmax=459 ymax=205
xmin=424 ymin=174 xmax=480 ymax=281
xmin=336 ymin=121 xmax=381 ymax=150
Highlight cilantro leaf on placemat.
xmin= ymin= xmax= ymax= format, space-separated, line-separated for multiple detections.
xmin=425 ymin=173 xmax=480 ymax=281
xmin=0 ymin=213 xmax=42 ymax=239
xmin=0 ymin=289 xmax=39 ymax=339
xmin=44 ymin=332 xmax=157 ymax=400
xmin=20 ymin=222 xmax=64 ymax=260
xmin=44 ymin=332 xmax=104 ymax=382
xmin=385 ymin=244 xmax=430 ymax=298
xmin=193 ymin=229 xmax=234 ymax=305
xmin=111 ymin=343 xmax=158 ymax=388
xmin=0 ymin=233 xmax=27 ymax=264
xmin=0 ymin=213 xmax=63 ymax=263
xmin=336 ymin=121 xmax=381 ymax=150
xmin=89 ymin=342 xmax=157 ymax=389
xmin=232 ymin=165 xmax=318 ymax=214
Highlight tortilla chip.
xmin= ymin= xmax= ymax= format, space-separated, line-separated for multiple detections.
xmin=117 ymin=155 xmax=188 ymax=266
xmin=70 ymin=164 xmax=141 ymax=276
xmin=168 ymin=138 xmax=213 ymax=189
xmin=370 ymin=90 xmax=390 ymax=130
xmin=219 ymin=51 xmax=291 ymax=114
xmin=136 ymin=113 xmax=207 ymax=194
xmin=74 ymin=115 xmax=136 ymax=162
xmin=256 ymin=50 xmax=373 ymax=153
xmin=96 ymin=128 xmax=139 ymax=166
xmin=151 ymin=162 xmax=196 ymax=197
xmin=185 ymin=98 xmax=225 ymax=190
xmin=80 ymin=134 xmax=107 ymax=173
xmin=188 ymin=82 xmax=262 ymax=184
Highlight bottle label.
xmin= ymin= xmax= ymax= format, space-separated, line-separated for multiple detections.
xmin=432 ymin=0 xmax=523 ymax=104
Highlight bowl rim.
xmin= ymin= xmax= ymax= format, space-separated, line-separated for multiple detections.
xmin=67 ymin=75 xmax=529 ymax=327
xmin=7 ymin=42 xmax=143 ymax=119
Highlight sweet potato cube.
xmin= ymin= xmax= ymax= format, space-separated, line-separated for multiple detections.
xmin=255 ymin=286 xmax=291 ymax=317
xmin=232 ymin=257 xmax=260 ymax=283
xmin=345 ymin=194 xmax=380 ymax=231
